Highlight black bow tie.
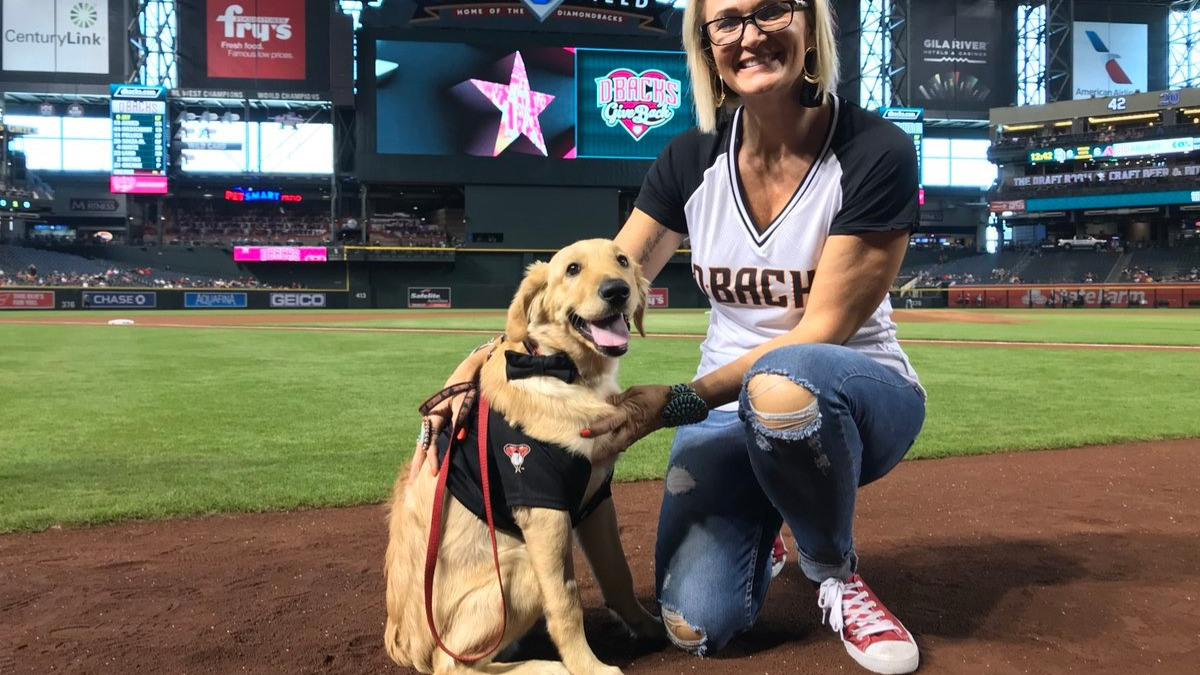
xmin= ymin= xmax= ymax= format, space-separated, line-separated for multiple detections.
xmin=505 ymin=350 xmax=578 ymax=384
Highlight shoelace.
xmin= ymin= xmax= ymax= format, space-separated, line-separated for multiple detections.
xmin=818 ymin=578 xmax=899 ymax=639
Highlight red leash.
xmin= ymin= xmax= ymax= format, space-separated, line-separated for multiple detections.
xmin=420 ymin=387 xmax=507 ymax=663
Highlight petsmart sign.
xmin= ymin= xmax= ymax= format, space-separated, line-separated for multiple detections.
xmin=575 ymin=49 xmax=692 ymax=160
xmin=82 ymin=291 xmax=157 ymax=308
xmin=408 ymin=287 xmax=451 ymax=309
xmin=185 ymin=291 xmax=248 ymax=308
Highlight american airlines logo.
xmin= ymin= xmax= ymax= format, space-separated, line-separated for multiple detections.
xmin=215 ymin=4 xmax=293 ymax=41
xmin=1084 ymin=30 xmax=1132 ymax=85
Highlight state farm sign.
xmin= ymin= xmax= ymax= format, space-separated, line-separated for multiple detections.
xmin=207 ymin=0 xmax=305 ymax=81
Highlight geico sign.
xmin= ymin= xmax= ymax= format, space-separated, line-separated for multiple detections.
xmin=270 ymin=293 xmax=326 ymax=308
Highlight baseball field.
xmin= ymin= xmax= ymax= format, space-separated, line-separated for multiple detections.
xmin=1 ymin=307 xmax=1198 ymax=675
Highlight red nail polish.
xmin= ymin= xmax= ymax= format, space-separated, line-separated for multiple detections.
xmin=580 ymin=429 xmax=592 ymax=438
xmin=456 ymin=428 xmax=467 ymax=441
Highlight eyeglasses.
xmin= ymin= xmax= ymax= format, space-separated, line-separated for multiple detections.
xmin=701 ymin=1 xmax=809 ymax=47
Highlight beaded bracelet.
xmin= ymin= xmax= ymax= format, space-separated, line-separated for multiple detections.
xmin=661 ymin=383 xmax=709 ymax=427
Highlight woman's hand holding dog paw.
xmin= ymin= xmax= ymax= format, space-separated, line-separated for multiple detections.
xmin=581 ymin=385 xmax=671 ymax=455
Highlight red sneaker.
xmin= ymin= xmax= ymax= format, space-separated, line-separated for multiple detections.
xmin=817 ymin=573 xmax=919 ymax=674
xmin=770 ymin=532 xmax=787 ymax=578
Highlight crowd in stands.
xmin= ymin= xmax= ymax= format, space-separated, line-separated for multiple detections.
xmin=992 ymin=123 xmax=1176 ymax=151
xmin=162 ymin=208 xmax=333 ymax=246
xmin=0 ymin=263 xmax=304 ymax=289
xmin=1119 ymin=265 xmax=1200 ymax=283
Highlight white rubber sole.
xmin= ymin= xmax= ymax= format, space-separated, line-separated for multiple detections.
xmin=843 ymin=640 xmax=920 ymax=675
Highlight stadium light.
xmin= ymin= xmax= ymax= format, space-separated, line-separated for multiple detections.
xmin=1053 ymin=120 xmax=1073 ymax=127
xmin=1001 ymin=123 xmax=1045 ymax=132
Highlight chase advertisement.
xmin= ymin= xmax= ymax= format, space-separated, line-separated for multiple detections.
xmin=1072 ymin=21 xmax=1148 ymax=100
xmin=82 ymin=291 xmax=157 ymax=309
xmin=382 ymin=0 xmax=677 ymax=36
xmin=908 ymin=0 xmax=1002 ymax=112
xmin=374 ymin=41 xmax=691 ymax=162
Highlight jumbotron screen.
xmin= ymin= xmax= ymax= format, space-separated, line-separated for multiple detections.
xmin=373 ymin=41 xmax=693 ymax=162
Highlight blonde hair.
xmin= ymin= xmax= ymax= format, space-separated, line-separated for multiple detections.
xmin=682 ymin=0 xmax=841 ymax=133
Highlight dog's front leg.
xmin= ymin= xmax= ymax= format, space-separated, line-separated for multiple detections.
xmin=514 ymin=507 xmax=621 ymax=675
xmin=574 ymin=498 xmax=664 ymax=642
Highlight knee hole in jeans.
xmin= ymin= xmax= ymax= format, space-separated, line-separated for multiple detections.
xmin=746 ymin=373 xmax=820 ymax=432
xmin=661 ymin=606 xmax=706 ymax=650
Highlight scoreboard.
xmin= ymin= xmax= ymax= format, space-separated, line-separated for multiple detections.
xmin=879 ymin=107 xmax=925 ymax=183
xmin=110 ymin=84 xmax=169 ymax=194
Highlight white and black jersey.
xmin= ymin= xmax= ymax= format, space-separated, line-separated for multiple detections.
xmin=636 ymin=96 xmax=925 ymax=410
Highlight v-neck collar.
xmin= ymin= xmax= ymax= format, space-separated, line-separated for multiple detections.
xmin=726 ymin=96 xmax=840 ymax=249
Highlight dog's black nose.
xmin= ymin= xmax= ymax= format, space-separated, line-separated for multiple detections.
xmin=599 ymin=278 xmax=630 ymax=306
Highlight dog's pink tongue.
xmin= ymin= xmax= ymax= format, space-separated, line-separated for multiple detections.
xmin=589 ymin=315 xmax=630 ymax=348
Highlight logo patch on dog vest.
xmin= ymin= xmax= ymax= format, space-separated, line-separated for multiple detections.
xmin=503 ymin=443 xmax=531 ymax=472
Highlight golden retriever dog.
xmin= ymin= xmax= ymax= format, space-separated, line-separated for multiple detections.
xmin=385 ymin=239 xmax=663 ymax=675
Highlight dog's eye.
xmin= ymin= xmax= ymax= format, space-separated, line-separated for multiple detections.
xmin=616 ymin=254 xmax=629 ymax=268
xmin=566 ymin=262 xmax=581 ymax=276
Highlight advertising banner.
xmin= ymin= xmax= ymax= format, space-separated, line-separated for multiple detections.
xmin=82 ymin=291 xmax=157 ymax=309
xmin=185 ymin=291 xmax=248 ymax=308
xmin=647 ymin=287 xmax=668 ymax=308
xmin=269 ymin=292 xmax=326 ymax=308
xmin=1072 ymin=22 xmax=1148 ymax=99
xmin=233 ymin=246 xmax=327 ymax=262
xmin=1009 ymin=164 xmax=1200 ymax=189
xmin=381 ymin=0 xmax=677 ymax=36
xmin=52 ymin=188 xmax=127 ymax=218
xmin=0 ymin=290 xmax=55 ymax=309
xmin=1 ymin=0 xmax=109 ymax=74
xmin=176 ymin=0 xmax=333 ymax=99
xmin=909 ymin=0 xmax=1003 ymax=112
xmin=408 ymin=287 xmax=452 ymax=309
xmin=206 ymin=0 xmax=305 ymax=81
xmin=575 ymin=49 xmax=691 ymax=160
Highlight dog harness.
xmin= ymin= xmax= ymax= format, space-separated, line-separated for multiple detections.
xmin=435 ymin=412 xmax=613 ymax=538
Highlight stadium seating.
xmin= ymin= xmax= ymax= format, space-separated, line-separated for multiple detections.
xmin=1017 ymin=250 xmax=1123 ymax=284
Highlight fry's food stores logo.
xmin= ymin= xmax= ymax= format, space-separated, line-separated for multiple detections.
xmin=595 ymin=68 xmax=681 ymax=141
xmin=215 ymin=3 xmax=293 ymax=42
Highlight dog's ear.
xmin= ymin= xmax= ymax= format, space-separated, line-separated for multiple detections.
xmin=631 ymin=272 xmax=650 ymax=338
xmin=507 ymin=261 xmax=550 ymax=343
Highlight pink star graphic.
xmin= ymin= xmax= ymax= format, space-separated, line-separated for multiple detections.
xmin=469 ymin=52 xmax=555 ymax=157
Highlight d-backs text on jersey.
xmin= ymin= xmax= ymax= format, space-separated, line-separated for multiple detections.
xmin=692 ymin=264 xmax=816 ymax=308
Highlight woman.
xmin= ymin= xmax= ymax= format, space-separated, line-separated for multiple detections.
xmin=416 ymin=0 xmax=924 ymax=671
xmin=582 ymin=0 xmax=926 ymax=672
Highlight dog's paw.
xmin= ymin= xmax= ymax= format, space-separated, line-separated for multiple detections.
xmin=608 ymin=604 xmax=666 ymax=642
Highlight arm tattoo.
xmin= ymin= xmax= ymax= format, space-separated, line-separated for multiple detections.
xmin=639 ymin=227 xmax=668 ymax=265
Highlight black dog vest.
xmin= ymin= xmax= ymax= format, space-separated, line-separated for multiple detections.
xmin=436 ymin=408 xmax=613 ymax=538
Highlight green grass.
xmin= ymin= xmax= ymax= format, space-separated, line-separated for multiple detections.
xmin=0 ymin=310 xmax=1197 ymax=532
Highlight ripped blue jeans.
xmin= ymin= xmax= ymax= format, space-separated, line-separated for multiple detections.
xmin=654 ymin=343 xmax=925 ymax=654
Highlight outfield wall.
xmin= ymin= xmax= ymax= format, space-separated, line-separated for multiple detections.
xmin=0 ymin=289 xmax=350 ymax=311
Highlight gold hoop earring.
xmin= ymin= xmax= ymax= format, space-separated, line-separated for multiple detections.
xmin=801 ymin=47 xmax=820 ymax=85
xmin=715 ymin=78 xmax=727 ymax=109
xmin=799 ymin=47 xmax=822 ymax=108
